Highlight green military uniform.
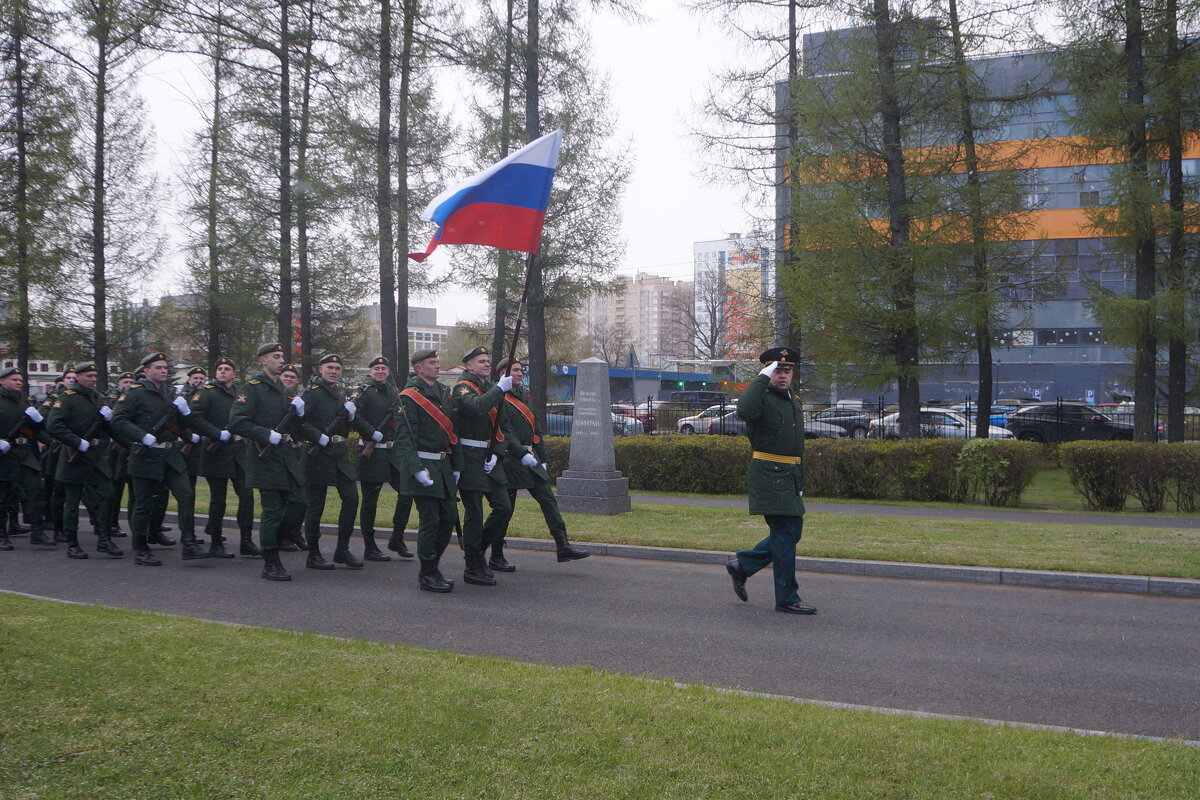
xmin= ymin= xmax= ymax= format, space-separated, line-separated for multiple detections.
xmin=728 ymin=347 xmax=812 ymax=613
xmin=300 ymin=355 xmax=375 ymax=569
xmin=353 ymin=360 xmax=412 ymax=560
xmin=394 ymin=357 xmax=461 ymax=592
xmin=182 ymin=370 xmax=207 ymax=537
xmin=450 ymin=354 xmax=521 ymax=585
xmin=188 ymin=362 xmax=256 ymax=558
xmin=104 ymin=377 xmax=133 ymax=537
xmin=38 ymin=382 xmax=69 ymax=541
xmin=227 ymin=346 xmax=313 ymax=580
xmin=46 ymin=370 xmax=120 ymax=559
xmin=0 ymin=370 xmax=53 ymax=550
xmin=110 ymin=354 xmax=208 ymax=565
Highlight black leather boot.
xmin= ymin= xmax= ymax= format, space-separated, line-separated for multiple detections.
xmin=208 ymin=533 xmax=236 ymax=559
xmin=65 ymin=531 xmax=88 ymax=559
xmin=261 ymin=549 xmax=291 ymax=581
xmin=9 ymin=511 xmax=29 ymax=535
xmin=488 ymin=539 xmax=516 ymax=572
xmin=53 ymin=527 xmax=67 ymax=543
xmin=305 ymin=534 xmax=333 ymax=570
xmin=463 ymin=550 xmax=496 ymax=586
xmin=333 ymin=530 xmax=364 ymax=569
xmin=239 ymin=530 xmax=263 ymax=558
xmin=291 ymin=527 xmax=309 ymax=550
xmin=96 ymin=527 xmax=124 ymax=558
xmin=551 ymin=529 xmax=589 ymax=562
xmin=0 ymin=531 xmax=11 ymax=550
xmin=110 ymin=525 xmax=128 ymax=537
xmin=30 ymin=526 xmax=56 ymax=548
xmin=387 ymin=530 xmax=414 ymax=558
xmin=418 ymin=559 xmax=452 ymax=593
xmin=133 ymin=538 xmax=162 ymax=566
xmin=180 ymin=529 xmax=212 ymax=560
xmin=148 ymin=529 xmax=176 ymax=547
xmin=361 ymin=531 xmax=390 ymax=562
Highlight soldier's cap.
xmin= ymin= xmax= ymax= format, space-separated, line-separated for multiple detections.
xmin=281 ymin=363 xmax=299 ymax=374
xmin=257 ymin=342 xmax=285 ymax=357
xmin=367 ymin=356 xmax=389 ymax=369
xmin=140 ymin=352 xmax=168 ymax=367
xmin=133 ymin=366 xmax=146 ymax=377
xmin=117 ymin=371 xmax=135 ymax=381
xmin=462 ymin=346 xmax=489 ymax=364
xmin=411 ymin=349 xmax=437 ymax=366
xmin=495 ymin=356 xmax=524 ymax=373
xmin=74 ymin=362 xmax=99 ymax=375
xmin=759 ymin=346 xmax=800 ymax=368
xmin=187 ymin=366 xmax=207 ymax=377
xmin=318 ymin=354 xmax=342 ymax=366
xmin=213 ymin=357 xmax=236 ymax=370
xmin=58 ymin=366 xmax=75 ymax=380
xmin=0 ymin=366 xmax=23 ymax=380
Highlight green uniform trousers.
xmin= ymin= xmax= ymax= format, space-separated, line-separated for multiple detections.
xmin=258 ymin=486 xmax=306 ymax=550
xmin=43 ymin=475 xmax=65 ymax=532
xmin=61 ymin=480 xmax=114 ymax=540
xmin=107 ymin=477 xmax=132 ymax=528
xmin=360 ymin=482 xmax=413 ymax=540
xmin=414 ymin=494 xmax=456 ymax=562
xmin=131 ymin=471 xmax=195 ymax=546
xmin=508 ymin=480 xmax=565 ymax=535
xmin=305 ymin=471 xmax=358 ymax=543
xmin=205 ymin=474 xmax=254 ymax=536
xmin=459 ymin=484 xmax=513 ymax=552
xmin=2 ymin=467 xmax=43 ymax=527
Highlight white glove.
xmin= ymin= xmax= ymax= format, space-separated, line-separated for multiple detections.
xmin=0 ymin=440 xmax=11 ymax=454
xmin=484 ymin=454 xmax=498 ymax=474
xmin=219 ymin=430 xmax=231 ymax=442
xmin=290 ymin=396 xmax=305 ymax=417
xmin=318 ymin=434 xmax=330 ymax=447
xmin=343 ymin=401 xmax=356 ymax=420
xmin=414 ymin=469 xmax=434 ymax=487
xmin=453 ymin=471 xmax=461 ymax=484
xmin=141 ymin=433 xmax=157 ymax=447
xmin=268 ymin=430 xmax=282 ymax=446
xmin=371 ymin=430 xmax=383 ymax=443
xmin=521 ymin=453 xmax=538 ymax=468
xmin=759 ymin=361 xmax=778 ymax=377
xmin=172 ymin=395 xmax=191 ymax=415
xmin=98 ymin=406 xmax=112 ymax=420
xmin=77 ymin=439 xmax=90 ymax=453
xmin=540 ymin=462 xmax=548 ymax=472
xmin=24 ymin=406 xmax=43 ymax=423
xmin=497 ymin=374 xmax=514 ymax=392
xmin=191 ymin=433 xmax=201 ymax=444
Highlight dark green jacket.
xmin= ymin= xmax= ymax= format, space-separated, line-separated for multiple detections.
xmin=188 ymin=379 xmax=244 ymax=479
xmin=500 ymin=384 xmax=550 ymax=489
xmin=105 ymin=387 xmax=130 ymax=481
xmin=47 ymin=385 xmax=113 ymax=482
xmin=38 ymin=388 xmax=65 ymax=477
xmin=395 ymin=375 xmax=460 ymax=499
xmin=227 ymin=372 xmax=312 ymax=490
xmin=449 ymin=372 xmax=520 ymax=492
xmin=299 ymin=378 xmax=372 ymax=486
xmin=0 ymin=387 xmax=42 ymax=481
xmin=183 ymin=384 xmax=205 ymax=474
xmin=736 ymin=374 xmax=805 ymax=517
xmin=111 ymin=378 xmax=194 ymax=480
xmin=352 ymin=378 xmax=402 ymax=484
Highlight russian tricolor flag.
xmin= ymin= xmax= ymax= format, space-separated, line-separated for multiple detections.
xmin=408 ymin=129 xmax=564 ymax=263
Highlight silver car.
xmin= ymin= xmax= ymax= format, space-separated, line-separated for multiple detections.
xmin=869 ymin=408 xmax=1013 ymax=439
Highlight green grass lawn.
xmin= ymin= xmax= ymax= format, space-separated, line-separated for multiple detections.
xmin=2 ymin=593 xmax=1195 ymax=799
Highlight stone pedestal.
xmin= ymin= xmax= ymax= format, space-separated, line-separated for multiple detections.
xmin=556 ymin=357 xmax=631 ymax=515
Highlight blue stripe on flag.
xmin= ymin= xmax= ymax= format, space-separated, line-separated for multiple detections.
xmin=429 ymin=163 xmax=555 ymax=227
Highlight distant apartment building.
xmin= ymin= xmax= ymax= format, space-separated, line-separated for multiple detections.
xmin=359 ymin=304 xmax=452 ymax=363
xmin=692 ymin=233 xmax=775 ymax=359
xmin=577 ymin=272 xmax=692 ymax=368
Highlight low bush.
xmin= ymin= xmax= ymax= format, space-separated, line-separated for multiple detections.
xmin=1059 ymin=442 xmax=1130 ymax=511
xmin=804 ymin=440 xmax=893 ymax=500
xmin=614 ymin=435 xmax=750 ymax=494
xmin=883 ymin=439 xmax=966 ymax=502
xmin=1124 ymin=443 xmax=1173 ymax=513
xmin=1168 ymin=444 xmax=1200 ymax=512
xmin=956 ymin=440 xmax=1042 ymax=507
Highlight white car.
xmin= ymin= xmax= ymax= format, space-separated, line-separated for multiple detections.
xmin=869 ymin=408 xmax=1013 ymax=439
xmin=676 ymin=404 xmax=730 ymax=434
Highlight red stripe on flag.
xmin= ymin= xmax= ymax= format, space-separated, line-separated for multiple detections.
xmin=439 ymin=203 xmax=546 ymax=253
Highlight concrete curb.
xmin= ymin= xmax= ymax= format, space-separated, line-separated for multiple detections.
xmin=167 ymin=511 xmax=1200 ymax=599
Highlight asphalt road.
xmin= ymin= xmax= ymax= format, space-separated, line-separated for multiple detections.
xmin=2 ymin=541 xmax=1197 ymax=742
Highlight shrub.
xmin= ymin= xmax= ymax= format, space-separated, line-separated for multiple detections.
xmin=804 ymin=440 xmax=893 ymax=500
xmin=883 ymin=439 xmax=966 ymax=502
xmin=1167 ymin=443 xmax=1200 ymax=512
xmin=614 ymin=435 xmax=749 ymax=494
xmin=1059 ymin=442 xmax=1130 ymax=511
xmin=956 ymin=440 xmax=1042 ymax=507
xmin=1123 ymin=443 xmax=1173 ymax=513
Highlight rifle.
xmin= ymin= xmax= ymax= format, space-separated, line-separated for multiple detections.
xmin=259 ymin=405 xmax=297 ymax=461
xmin=134 ymin=406 xmax=178 ymax=456
xmin=205 ymin=434 xmax=224 ymax=454
xmin=307 ymin=402 xmax=350 ymax=457
xmin=360 ymin=408 xmax=394 ymax=461
xmin=66 ymin=408 xmax=110 ymax=465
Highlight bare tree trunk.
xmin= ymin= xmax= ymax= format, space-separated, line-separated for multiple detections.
xmin=277 ymin=0 xmax=294 ymax=349
xmin=524 ymin=0 xmax=546 ymax=416
xmin=12 ymin=20 xmax=31 ymax=373
xmin=296 ymin=2 xmax=315 ymax=375
xmin=92 ymin=26 xmax=109 ymax=390
xmin=395 ymin=0 xmax=416 ymax=369
xmin=490 ymin=0 xmax=516 ymax=371
xmin=206 ymin=36 xmax=223 ymax=364
xmin=1162 ymin=0 xmax=1185 ymax=442
xmin=776 ymin=0 xmax=798 ymax=351
xmin=376 ymin=0 xmax=397 ymax=366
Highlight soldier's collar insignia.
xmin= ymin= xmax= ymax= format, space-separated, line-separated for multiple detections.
xmin=52 ymin=400 xmax=62 ymax=408
xmin=236 ymin=393 xmax=247 ymax=403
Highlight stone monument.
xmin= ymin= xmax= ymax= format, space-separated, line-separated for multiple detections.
xmin=555 ymin=357 xmax=631 ymax=514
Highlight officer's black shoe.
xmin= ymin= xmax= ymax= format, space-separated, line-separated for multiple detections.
xmin=96 ymin=529 xmax=124 ymax=558
xmin=775 ymin=601 xmax=817 ymax=615
xmin=551 ymin=529 xmax=589 ymax=562
xmin=278 ymin=539 xmax=299 ymax=552
xmin=30 ymin=530 xmax=57 ymax=548
xmin=488 ymin=541 xmax=516 ymax=572
xmin=158 ymin=525 xmax=173 ymax=533
xmin=387 ymin=532 xmax=414 ymax=558
xmin=726 ymin=558 xmax=748 ymax=602
xmin=111 ymin=526 xmax=128 ymax=538
xmin=261 ymin=550 xmax=291 ymax=581
xmin=463 ymin=552 xmax=497 ymax=586
xmin=180 ymin=531 xmax=212 ymax=560
xmin=0 ymin=533 xmax=12 ymax=550
xmin=418 ymin=560 xmax=452 ymax=593
xmin=305 ymin=551 xmax=334 ymax=570
xmin=363 ymin=546 xmax=391 ymax=562
xmin=333 ymin=547 xmax=364 ymax=569
xmin=67 ymin=543 xmax=89 ymax=559
xmin=239 ymin=532 xmax=263 ymax=558
xmin=148 ymin=530 xmax=176 ymax=547
xmin=134 ymin=549 xmax=162 ymax=566
xmin=208 ymin=535 xmax=236 ymax=559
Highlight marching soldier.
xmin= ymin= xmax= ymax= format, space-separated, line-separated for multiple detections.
xmin=45 ymin=362 xmax=121 ymax=559
xmin=228 ymin=343 xmax=315 ymax=581
xmin=183 ymin=367 xmax=207 ymax=498
xmin=353 ymin=356 xmax=413 ymax=562
xmin=40 ymin=367 xmax=75 ymax=543
xmin=125 ymin=366 xmax=177 ymax=549
xmin=111 ymin=352 xmax=210 ymax=566
xmin=104 ymin=372 xmax=136 ymax=537
xmin=300 ymin=354 xmax=376 ymax=569
xmin=395 ymin=350 xmax=460 ymax=593
xmin=0 ymin=367 xmax=55 ymax=551
xmin=275 ymin=363 xmax=307 ymax=552
xmin=450 ymin=346 xmax=519 ymax=585
xmin=188 ymin=357 xmax=257 ymax=558
xmin=495 ymin=357 xmax=589 ymax=566
xmin=725 ymin=347 xmax=816 ymax=615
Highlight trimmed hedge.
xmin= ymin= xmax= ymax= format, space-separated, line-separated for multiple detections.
xmin=1060 ymin=441 xmax=1200 ymax=512
xmin=956 ymin=439 xmax=1042 ymax=507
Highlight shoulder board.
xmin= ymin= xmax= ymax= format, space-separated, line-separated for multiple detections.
xmin=310 ymin=383 xmax=321 ymax=390
xmin=128 ymin=384 xmax=145 ymax=391
xmin=64 ymin=389 xmax=77 ymax=396
xmin=247 ymin=379 xmax=262 ymax=385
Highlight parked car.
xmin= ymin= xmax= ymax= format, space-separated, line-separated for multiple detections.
xmin=1004 ymin=402 xmax=1134 ymax=442
xmin=669 ymin=390 xmax=730 ymax=405
xmin=870 ymin=408 xmax=1013 ymax=439
xmin=545 ymin=403 xmax=642 ymax=436
xmin=808 ymin=406 xmax=873 ymax=439
xmin=948 ymin=404 xmax=1017 ymax=428
xmin=677 ymin=404 xmax=731 ymax=434
xmin=706 ymin=411 xmax=846 ymax=439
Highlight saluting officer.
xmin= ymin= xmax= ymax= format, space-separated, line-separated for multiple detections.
xmin=353 ymin=356 xmax=413 ymax=561
xmin=111 ymin=352 xmax=210 ymax=566
xmin=495 ymin=357 xmax=589 ymax=566
xmin=228 ymin=343 xmax=315 ymax=581
xmin=188 ymin=357 xmax=257 ymax=558
xmin=725 ymin=347 xmax=816 ymax=615
xmin=300 ymin=354 xmax=376 ymax=569
xmin=0 ymin=367 xmax=55 ymax=551
xmin=394 ymin=350 xmax=460 ymax=593
xmin=45 ymin=362 xmax=121 ymax=560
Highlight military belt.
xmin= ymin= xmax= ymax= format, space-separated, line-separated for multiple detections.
xmin=459 ymin=437 xmax=490 ymax=449
xmin=149 ymin=441 xmax=176 ymax=449
xmin=329 ymin=435 xmax=346 ymax=444
xmin=417 ymin=450 xmax=449 ymax=460
xmin=14 ymin=437 xmax=29 ymax=445
xmin=752 ymin=450 xmax=801 ymax=465
xmin=360 ymin=441 xmax=394 ymax=449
